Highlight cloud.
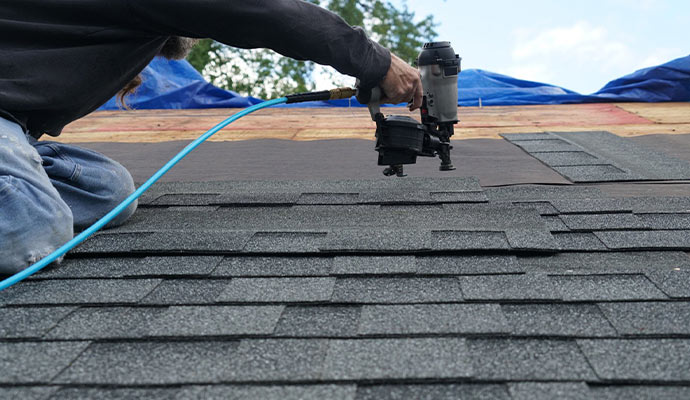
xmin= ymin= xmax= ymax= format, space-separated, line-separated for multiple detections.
xmin=505 ymin=21 xmax=642 ymax=93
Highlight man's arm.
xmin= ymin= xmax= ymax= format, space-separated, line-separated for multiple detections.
xmin=125 ymin=0 xmax=422 ymax=108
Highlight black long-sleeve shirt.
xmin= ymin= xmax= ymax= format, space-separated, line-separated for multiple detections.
xmin=0 ymin=0 xmax=391 ymax=138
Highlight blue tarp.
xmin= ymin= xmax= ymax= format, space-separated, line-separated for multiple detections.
xmin=99 ymin=54 xmax=690 ymax=110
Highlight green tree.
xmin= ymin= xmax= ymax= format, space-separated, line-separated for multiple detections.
xmin=186 ymin=0 xmax=437 ymax=98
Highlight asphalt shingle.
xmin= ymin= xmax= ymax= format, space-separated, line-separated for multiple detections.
xmin=332 ymin=277 xmax=463 ymax=303
xmin=459 ymin=274 xmax=560 ymax=301
xmin=213 ymin=256 xmax=333 ymax=277
xmin=45 ymin=307 xmax=166 ymax=340
xmin=550 ymin=274 xmax=669 ymax=301
xmin=468 ymin=339 xmax=596 ymax=380
xmin=140 ymin=279 xmax=229 ymax=305
xmin=56 ymin=341 xmax=240 ymax=384
xmin=274 ymin=306 xmax=361 ymax=337
xmin=0 ymin=387 xmax=59 ymax=400
xmin=645 ymin=269 xmax=690 ymax=298
xmin=322 ymin=338 xmax=472 ymax=380
xmin=196 ymin=385 xmax=357 ymax=400
xmin=431 ymin=230 xmax=511 ymax=250
xmin=356 ymin=384 xmax=510 ymax=400
xmin=502 ymin=304 xmax=617 ymax=337
xmin=0 ymin=306 xmax=75 ymax=338
xmin=331 ymin=256 xmax=416 ymax=275
xmin=321 ymin=229 xmax=431 ymax=252
xmin=552 ymin=232 xmax=608 ymax=251
xmin=599 ymin=302 xmax=690 ymax=336
xmin=508 ymin=383 xmax=591 ymax=400
xmin=0 ymin=279 xmax=161 ymax=305
xmin=415 ymin=255 xmax=522 ymax=275
xmin=222 ymin=339 xmax=328 ymax=381
xmin=578 ymin=339 xmax=690 ymax=382
xmin=146 ymin=306 xmax=284 ymax=337
xmin=0 ymin=342 xmax=90 ymax=383
xmin=595 ymin=230 xmax=690 ymax=250
xmin=358 ymin=304 xmax=510 ymax=335
xmin=218 ymin=277 xmax=336 ymax=303
xmin=243 ymin=232 xmax=328 ymax=253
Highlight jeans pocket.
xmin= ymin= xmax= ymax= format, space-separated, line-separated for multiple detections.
xmin=35 ymin=143 xmax=81 ymax=182
xmin=0 ymin=176 xmax=15 ymax=201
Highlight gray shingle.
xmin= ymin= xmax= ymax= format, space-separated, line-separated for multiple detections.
xmin=509 ymin=139 xmax=580 ymax=152
xmin=140 ymin=279 xmax=229 ymax=305
xmin=0 ymin=342 xmax=89 ymax=383
xmin=459 ymin=274 xmax=560 ymax=301
xmin=35 ymin=258 xmax=144 ymax=279
xmin=331 ymin=256 xmax=416 ymax=275
xmin=550 ymin=274 xmax=669 ymax=301
xmin=645 ymin=269 xmax=690 ymax=298
xmin=0 ymin=306 xmax=75 ymax=338
xmin=510 ymin=201 xmax=560 ymax=216
xmin=552 ymin=131 xmax=690 ymax=180
xmin=322 ymin=229 xmax=431 ymax=252
xmin=243 ymin=232 xmax=328 ymax=253
xmin=212 ymin=192 xmax=300 ymax=206
xmin=132 ymin=230 xmax=254 ymax=252
xmin=122 ymin=256 xmax=224 ymax=276
xmin=357 ymin=190 xmax=433 ymax=204
xmin=431 ymin=230 xmax=511 ymax=250
xmin=502 ymin=304 xmax=616 ymax=337
xmin=322 ymin=338 xmax=472 ymax=380
xmin=56 ymin=341 xmax=240 ymax=384
xmin=151 ymin=193 xmax=221 ymax=206
xmin=358 ymin=304 xmax=510 ymax=335
xmin=595 ymin=230 xmax=690 ymax=250
xmin=485 ymin=186 xmax=603 ymax=202
xmin=508 ymin=383 xmax=591 ymax=400
xmin=197 ymin=385 xmax=357 ymax=400
xmin=599 ymin=302 xmax=690 ymax=336
xmin=553 ymin=233 xmax=608 ymax=251
xmin=0 ymin=279 xmax=161 ymax=305
xmin=578 ymin=339 xmax=690 ymax=382
xmin=356 ymin=384 xmax=510 ymax=400
xmin=505 ymin=229 xmax=559 ymax=251
xmin=213 ymin=256 xmax=333 ymax=277
xmin=529 ymin=151 xmax=602 ymax=166
xmin=518 ymin=251 xmax=690 ymax=275
xmin=542 ymin=216 xmax=570 ymax=232
xmin=45 ymin=307 xmax=166 ymax=340
xmin=274 ymin=306 xmax=361 ymax=337
xmin=430 ymin=191 xmax=488 ymax=203
xmin=146 ymin=306 xmax=284 ymax=337
xmin=72 ymin=232 xmax=153 ymax=253
xmin=589 ymin=386 xmax=690 ymax=400
xmin=468 ymin=339 xmax=596 ymax=380
xmin=560 ymin=213 xmax=647 ymax=231
xmin=0 ymin=387 xmax=59 ymax=400
xmin=638 ymin=213 xmax=690 ymax=230
xmin=297 ymin=193 xmax=359 ymax=205
xmin=332 ymin=277 xmax=463 ymax=303
xmin=222 ymin=339 xmax=328 ymax=381
xmin=218 ymin=278 xmax=335 ymax=303
xmin=51 ymin=388 xmax=193 ymax=399
xmin=415 ymin=255 xmax=522 ymax=275
xmin=553 ymin=165 xmax=633 ymax=182
xmin=550 ymin=198 xmax=634 ymax=214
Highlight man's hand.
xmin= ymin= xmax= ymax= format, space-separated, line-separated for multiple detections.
xmin=379 ymin=53 xmax=423 ymax=111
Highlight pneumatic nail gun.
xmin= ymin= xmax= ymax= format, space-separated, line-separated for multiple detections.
xmin=357 ymin=42 xmax=461 ymax=177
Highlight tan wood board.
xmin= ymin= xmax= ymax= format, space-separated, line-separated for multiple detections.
xmin=615 ymin=102 xmax=690 ymax=124
xmin=55 ymin=103 xmax=690 ymax=143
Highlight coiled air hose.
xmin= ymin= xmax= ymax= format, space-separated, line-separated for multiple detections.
xmin=0 ymin=88 xmax=357 ymax=291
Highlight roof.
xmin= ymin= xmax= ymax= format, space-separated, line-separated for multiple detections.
xmin=2 ymin=102 xmax=690 ymax=398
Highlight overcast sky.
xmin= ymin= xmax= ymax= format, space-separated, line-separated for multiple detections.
xmin=390 ymin=0 xmax=688 ymax=94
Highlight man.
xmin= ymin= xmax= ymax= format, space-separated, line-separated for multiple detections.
xmin=0 ymin=0 xmax=423 ymax=274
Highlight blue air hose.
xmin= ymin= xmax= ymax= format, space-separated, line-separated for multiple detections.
xmin=0 ymin=97 xmax=288 ymax=291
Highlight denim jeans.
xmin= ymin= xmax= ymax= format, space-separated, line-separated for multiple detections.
xmin=0 ymin=117 xmax=137 ymax=274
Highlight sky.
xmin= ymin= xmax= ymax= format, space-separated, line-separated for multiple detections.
xmin=389 ymin=0 xmax=689 ymax=94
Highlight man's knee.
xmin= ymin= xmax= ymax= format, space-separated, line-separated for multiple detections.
xmin=0 ymin=176 xmax=74 ymax=275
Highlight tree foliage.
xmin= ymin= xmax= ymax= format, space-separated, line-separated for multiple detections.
xmin=186 ymin=0 xmax=437 ymax=98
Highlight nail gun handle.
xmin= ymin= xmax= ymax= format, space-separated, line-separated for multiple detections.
xmin=355 ymin=81 xmax=382 ymax=121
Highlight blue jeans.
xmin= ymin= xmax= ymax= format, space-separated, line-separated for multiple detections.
xmin=0 ymin=117 xmax=137 ymax=274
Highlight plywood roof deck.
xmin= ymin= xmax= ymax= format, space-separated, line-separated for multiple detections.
xmin=57 ymin=102 xmax=690 ymax=143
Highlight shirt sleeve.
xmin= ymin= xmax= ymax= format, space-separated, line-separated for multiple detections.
xmin=124 ymin=0 xmax=391 ymax=90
